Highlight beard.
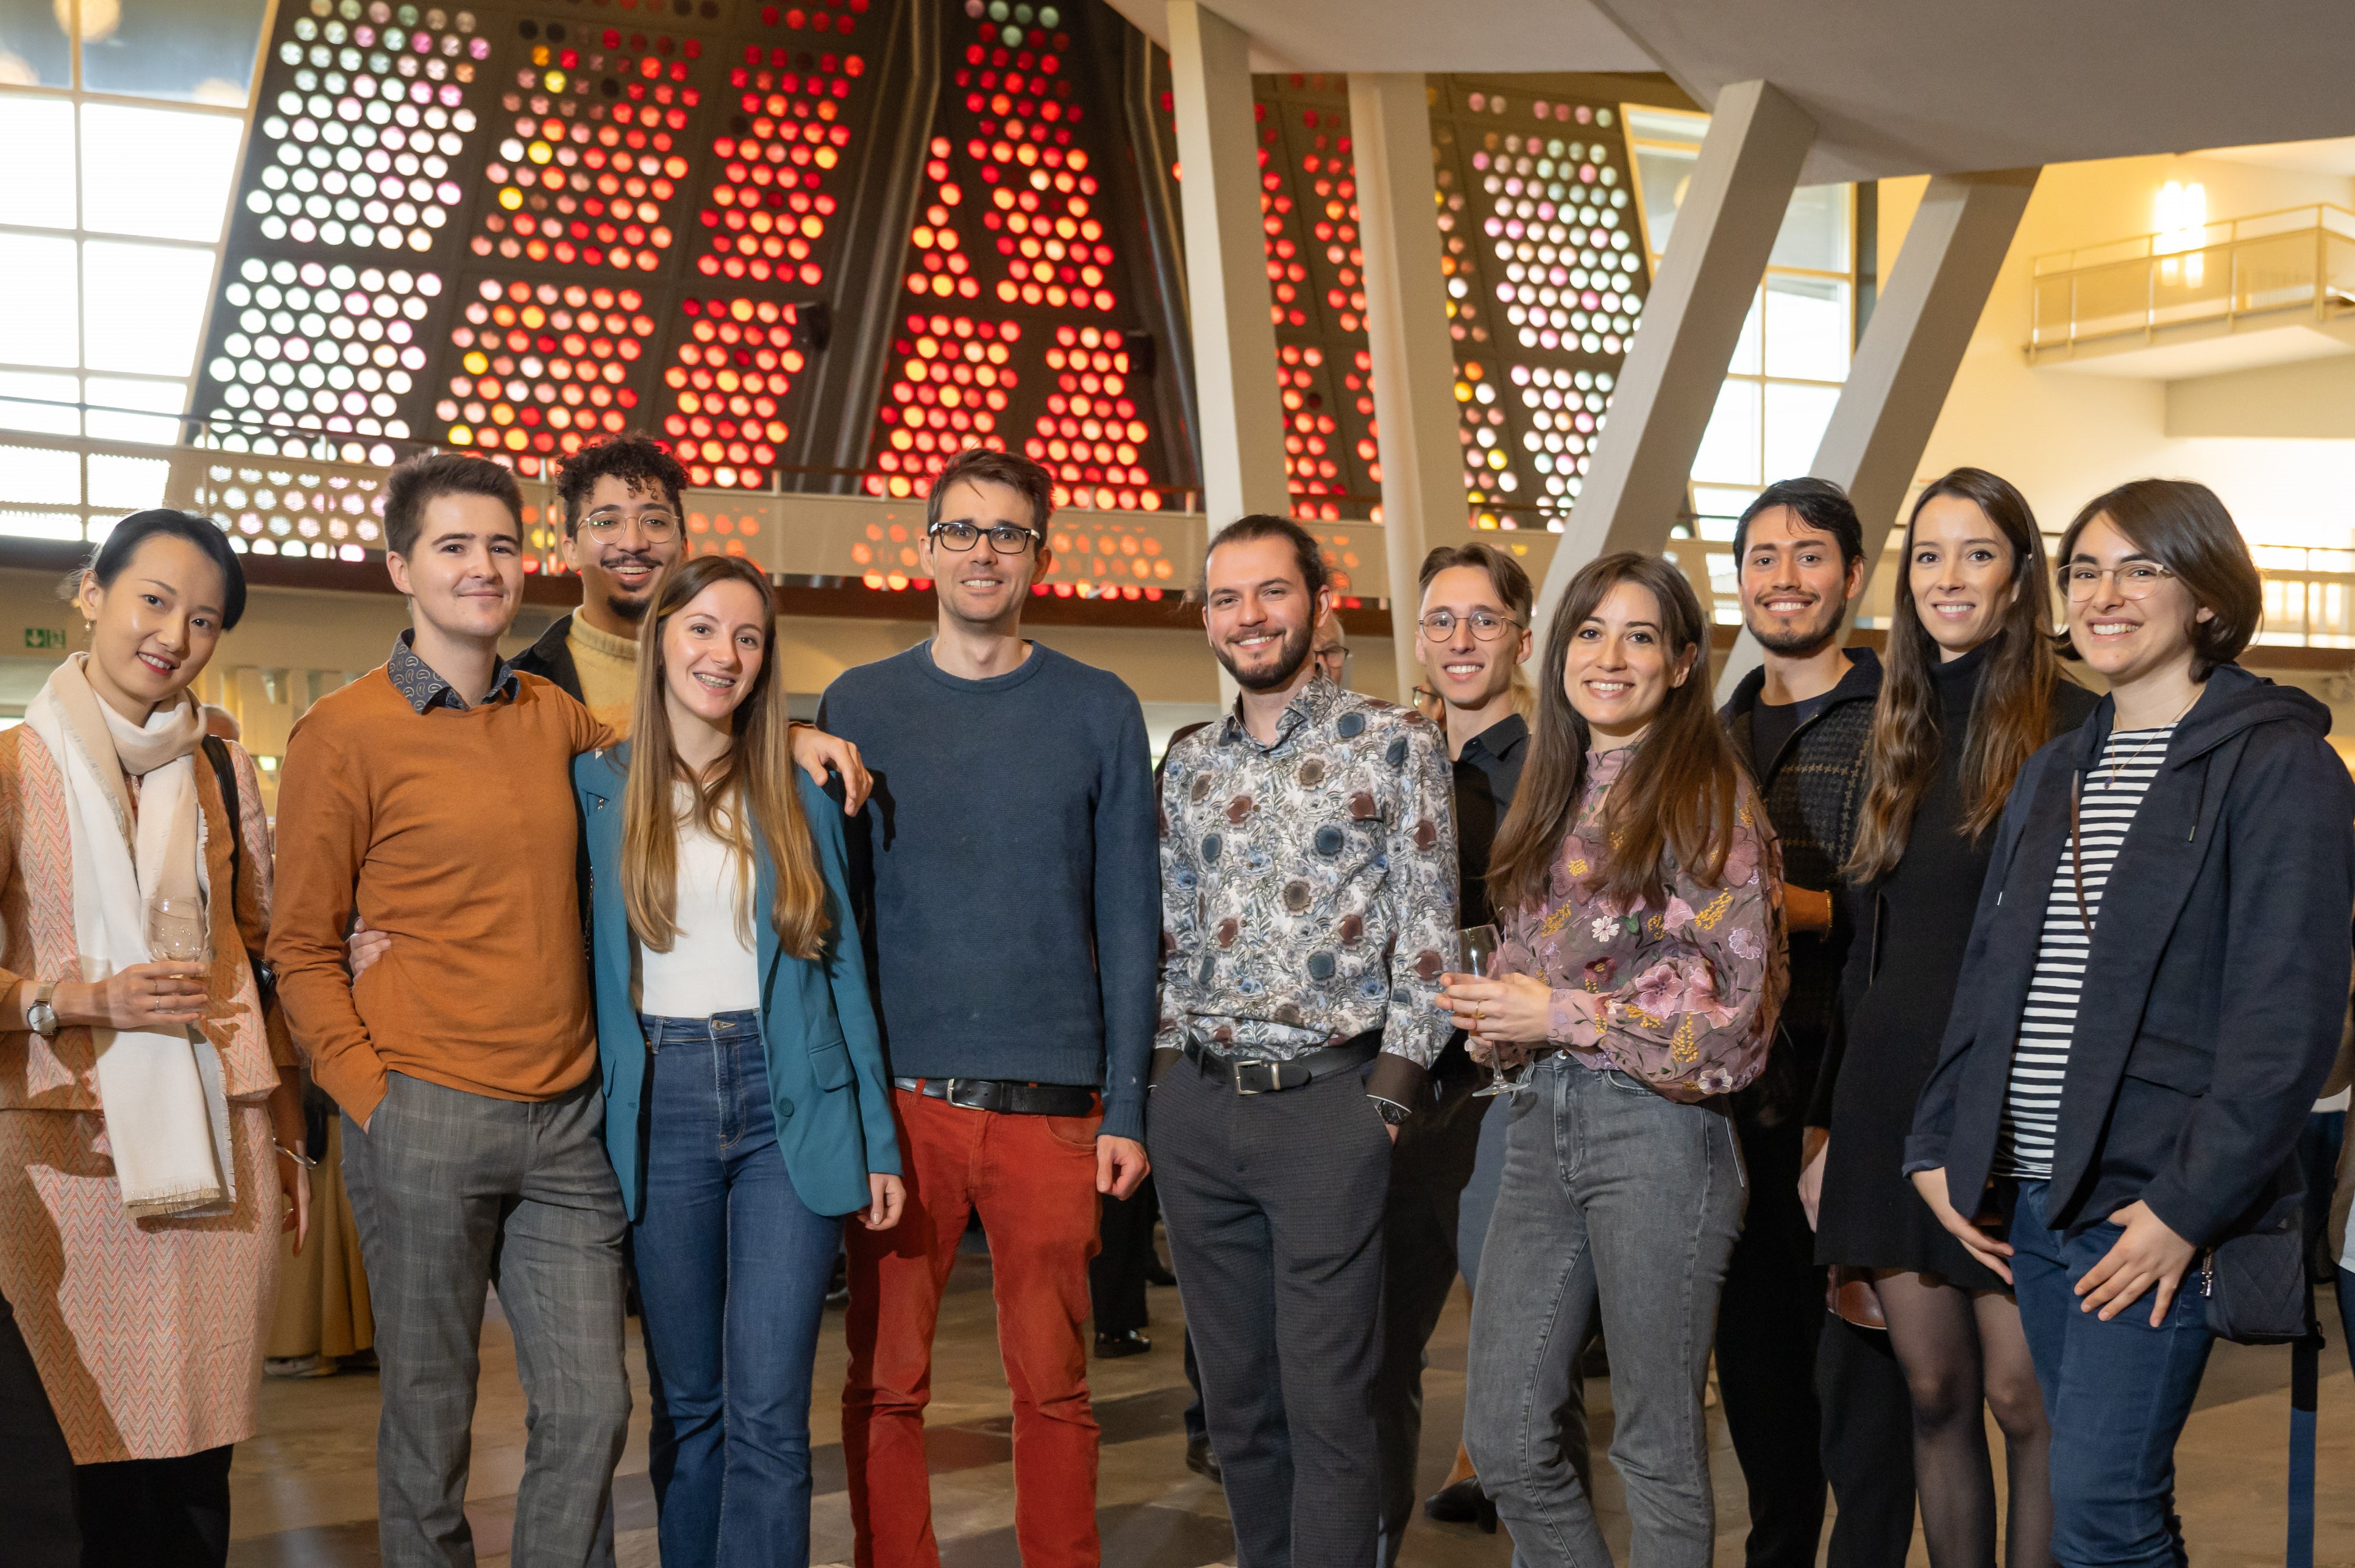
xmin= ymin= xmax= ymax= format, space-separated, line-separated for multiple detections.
xmin=1215 ymin=619 xmax=1316 ymax=692
xmin=604 ymin=591 xmax=651 ymax=625
xmin=1749 ymin=598 xmax=1844 ymax=657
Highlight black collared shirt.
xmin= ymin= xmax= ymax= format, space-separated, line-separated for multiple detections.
xmin=385 ymin=630 xmax=522 ymax=715
xmin=1452 ymin=711 xmax=1529 ymax=929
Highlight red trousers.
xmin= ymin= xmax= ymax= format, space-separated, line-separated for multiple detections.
xmin=842 ymin=1086 xmax=1104 ymax=1567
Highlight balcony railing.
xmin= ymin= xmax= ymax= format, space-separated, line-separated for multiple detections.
xmin=2028 ymin=203 xmax=2355 ymax=361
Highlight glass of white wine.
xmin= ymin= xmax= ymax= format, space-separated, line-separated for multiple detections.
xmin=148 ymin=893 xmax=210 ymax=968
xmin=1459 ymin=924 xmax=1532 ymax=1099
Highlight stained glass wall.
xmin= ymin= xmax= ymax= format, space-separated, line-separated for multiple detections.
xmin=853 ymin=0 xmax=1176 ymax=515
xmin=188 ymin=0 xmax=903 ymax=556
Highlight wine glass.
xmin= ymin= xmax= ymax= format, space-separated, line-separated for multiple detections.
xmin=1459 ymin=924 xmax=1532 ymax=1099
xmin=148 ymin=893 xmax=210 ymax=968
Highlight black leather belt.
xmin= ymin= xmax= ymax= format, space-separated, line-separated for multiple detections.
xmin=892 ymin=1077 xmax=1098 ymax=1117
xmin=1182 ymin=1034 xmax=1379 ymax=1094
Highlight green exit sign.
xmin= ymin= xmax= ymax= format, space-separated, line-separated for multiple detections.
xmin=24 ymin=628 xmax=68 ymax=651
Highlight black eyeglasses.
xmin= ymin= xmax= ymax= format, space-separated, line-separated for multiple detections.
xmin=1419 ymin=609 xmax=1522 ymax=642
xmin=928 ymin=520 xmax=1042 ymax=554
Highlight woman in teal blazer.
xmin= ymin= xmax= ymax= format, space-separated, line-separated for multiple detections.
xmin=574 ymin=555 xmax=900 ymax=1568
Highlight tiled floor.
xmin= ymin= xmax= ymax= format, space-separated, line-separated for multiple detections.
xmin=224 ymin=1233 xmax=2355 ymax=1567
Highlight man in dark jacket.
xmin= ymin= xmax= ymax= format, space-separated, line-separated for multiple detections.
xmin=505 ymin=434 xmax=686 ymax=731
xmin=1716 ymin=479 xmax=1916 ymax=1568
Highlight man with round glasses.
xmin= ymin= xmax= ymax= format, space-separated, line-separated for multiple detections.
xmin=819 ymin=445 xmax=1157 ymax=1568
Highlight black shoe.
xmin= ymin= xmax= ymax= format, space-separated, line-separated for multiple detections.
xmin=1424 ymin=1477 xmax=1497 ymax=1533
xmin=1185 ymin=1435 xmax=1223 ymax=1482
xmin=1095 ymin=1328 xmax=1151 ymax=1358
xmin=1144 ymin=1255 xmax=1178 ymax=1288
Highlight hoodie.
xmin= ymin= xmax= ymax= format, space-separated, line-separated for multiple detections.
xmin=1906 ymin=664 xmax=2355 ymax=1245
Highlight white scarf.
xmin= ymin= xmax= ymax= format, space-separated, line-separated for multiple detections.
xmin=26 ymin=655 xmax=231 ymax=1219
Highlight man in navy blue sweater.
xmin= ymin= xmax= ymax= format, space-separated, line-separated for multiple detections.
xmin=819 ymin=447 xmax=1157 ymax=1568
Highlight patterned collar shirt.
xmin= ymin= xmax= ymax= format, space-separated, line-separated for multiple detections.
xmin=386 ymin=629 xmax=522 ymax=715
xmin=1156 ymin=674 xmax=1458 ymax=1111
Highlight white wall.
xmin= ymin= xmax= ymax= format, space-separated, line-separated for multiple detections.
xmin=1886 ymin=151 xmax=2355 ymax=559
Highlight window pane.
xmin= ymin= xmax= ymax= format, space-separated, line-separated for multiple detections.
xmin=0 ymin=441 xmax=80 ymax=504
xmin=1729 ymin=288 xmax=1764 ymax=376
xmin=79 ymin=0 xmax=268 ymax=105
xmin=1633 ymin=145 xmax=1696 ymax=260
xmin=1771 ymin=185 xmax=1850 ymax=274
xmin=1691 ymin=378 xmax=1761 ymax=487
xmin=88 ymin=452 xmax=169 ymax=510
xmin=81 ymin=102 xmax=243 ymax=243
xmin=0 ymin=511 xmax=87 ymax=542
xmin=83 ymin=240 xmax=216 ymax=377
xmin=85 ymin=375 xmax=187 ymax=444
xmin=0 ymin=0 xmax=70 ymax=86
xmin=1764 ymin=275 xmax=1851 ymax=381
xmin=0 ymin=233 xmax=79 ymax=366
xmin=0 ymin=370 xmax=79 ymax=435
xmin=1763 ymin=381 xmax=1841 ymax=480
xmin=0 ymin=96 xmax=74 ymax=227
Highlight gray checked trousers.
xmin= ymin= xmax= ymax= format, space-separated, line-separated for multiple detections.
xmin=343 ymin=1071 xmax=632 ymax=1568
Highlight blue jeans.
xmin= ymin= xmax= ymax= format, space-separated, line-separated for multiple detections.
xmin=2008 ymin=1180 xmax=2214 ymax=1568
xmin=1464 ymin=1059 xmax=1747 ymax=1568
xmin=633 ymin=1012 xmax=844 ymax=1568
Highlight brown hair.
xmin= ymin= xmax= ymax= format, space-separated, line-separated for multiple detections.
xmin=1202 ymin=513 xmax=1329 ymax=599
xmin=926 ymin=446 xmax=1054 ymax=536
xmin=2056 ymin=478 xmax=2262 ymax=679
xmin=1849 ymin=468 xmax=2071 ymax=881
xmin=1418 ymin=540 xmax=1536 ymax=720
xmin=621 ymin=554 xmax=827 ymax=961
xmin=1487 ymin=552 xmax=1746 ymax=912
xmin=383 ymin=452 xmax=522 ymax=558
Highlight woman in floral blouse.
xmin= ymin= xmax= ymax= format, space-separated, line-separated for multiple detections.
xmin=1444 ymin=551 xmax=1785 ymax=1568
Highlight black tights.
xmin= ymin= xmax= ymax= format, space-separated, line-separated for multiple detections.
xmin=75 ymin=1445 xmax=235 ymax=1568
xmin=1877 ymin=1272 xmax=2051 ymax=1568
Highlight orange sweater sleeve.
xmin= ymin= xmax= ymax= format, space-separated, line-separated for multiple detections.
xmin=265 ymin=712 xmax=385 ymax=1126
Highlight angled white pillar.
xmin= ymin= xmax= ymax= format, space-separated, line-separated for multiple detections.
xmin=1713 ymin=166 xmax=2042 ymax=700
xmin=1534 ymin=80 xmax=1815 ymax=631
xmin=1349 ymin=72 xmax=1462 ymax=704
xmin=1165 ymin=1 xmax=1291 ymax=529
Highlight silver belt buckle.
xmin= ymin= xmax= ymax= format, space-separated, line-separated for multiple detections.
xmin=1231 ymin=1058 xmax=1275 ymax=1094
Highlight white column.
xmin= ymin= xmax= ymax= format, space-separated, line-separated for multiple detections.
xmin=1350 ymin=72 xmax=1463 ymax=706
xmin=1165 ymin=1 xmax=1291 ymax=528
xmin=1713 ymin=167 xmax=2042 ymax=700
xmin=1533 ymin=80 xmax=1816 ymax=630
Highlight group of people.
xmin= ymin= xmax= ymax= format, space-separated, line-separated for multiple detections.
xmin=0 ymin=428 xmax=2348 ymax=1568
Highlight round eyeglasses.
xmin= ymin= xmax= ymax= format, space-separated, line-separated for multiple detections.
xmin=2062 ymin=562 xmax=2175 ymax=602
xmin=928 ymin=520 xmax=1042 ymax=554
xmin=1419 ymin=609 xmax=1523 ymax=642
xmin=579 ymin=508 xmax=679 ymax=541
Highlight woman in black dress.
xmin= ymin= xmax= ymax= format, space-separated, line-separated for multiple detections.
xmin=1803 ymin=469 xmax=2095 ymax=1568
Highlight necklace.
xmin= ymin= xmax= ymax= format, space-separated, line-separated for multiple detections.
xmin=2105 ymin=690 xmax=2198 ymax=786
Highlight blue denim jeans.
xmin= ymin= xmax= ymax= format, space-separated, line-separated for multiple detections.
xmin=1464 ymin=1059 xmax=1747 ymax=1568
xmin=2008 ymin=1180 xmax=2215 ymax=1568
xmin=633 ymin=1012 xmax=844 ymax=1568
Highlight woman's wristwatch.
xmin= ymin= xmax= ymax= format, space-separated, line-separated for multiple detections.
xmin=27 ymin=982 xmax=58 ymax=1039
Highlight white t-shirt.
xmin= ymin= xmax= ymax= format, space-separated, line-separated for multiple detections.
xmin=640 ymin=794 xmax=761 ymax=1018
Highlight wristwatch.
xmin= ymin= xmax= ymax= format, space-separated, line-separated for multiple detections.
xmin=27 ymin=982 xmax=57 ymax=1040
xmin=1374 ymin=1098 xmax=1411 ymax=1127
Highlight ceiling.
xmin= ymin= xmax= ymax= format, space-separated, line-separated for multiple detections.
xmin=1107 ymin=0 xmax=2355 ymax=185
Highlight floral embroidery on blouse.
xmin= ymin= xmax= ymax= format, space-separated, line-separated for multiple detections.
xmin=1497 ymin=745 xmax=1785 ymax=1102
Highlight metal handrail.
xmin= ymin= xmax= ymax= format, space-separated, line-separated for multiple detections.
xmin=2028 ymin=202 xmax=2355 ymax=356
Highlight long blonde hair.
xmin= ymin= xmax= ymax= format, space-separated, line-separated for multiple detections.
xmin=621 ymin=554 xmax=828 ymax=961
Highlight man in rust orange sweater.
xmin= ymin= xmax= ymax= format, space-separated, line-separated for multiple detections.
xmin=270 ymin=452 xmax=627 ymax=1568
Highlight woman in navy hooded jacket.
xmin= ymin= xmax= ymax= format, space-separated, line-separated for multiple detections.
xmin=1906 ymin=478 xmax=2354 ymax=1568
xmin=576 ymin=553 xmax=903 ymax=1568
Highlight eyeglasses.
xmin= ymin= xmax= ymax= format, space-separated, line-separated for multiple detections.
xmin=928 ymin=520 xmax=1041 ymax=554
xmin=580 ymin=508 xmax=679 ymax=542
xmin=2062 ymin=562 xmax=2175 ymax=602
xmin=1314 ymin=646 xmax=1349 ymax=673
xmin=1419 ymin=609 xmax=1522 ymax=642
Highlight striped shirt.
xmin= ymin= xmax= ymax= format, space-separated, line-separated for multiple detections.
xmin=1994 ymin=724 xmax=2176 ymax=1178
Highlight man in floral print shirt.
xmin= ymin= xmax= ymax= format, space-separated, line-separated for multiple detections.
xmin=1149 ymin=515 xmax=1456 ymax=1568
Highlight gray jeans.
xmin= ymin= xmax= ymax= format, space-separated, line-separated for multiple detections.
xmin=343 ymin=1071 xmax=631 ymax=1568
xmin=1465 ymin=1059 xmax=1746 ymax=1568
